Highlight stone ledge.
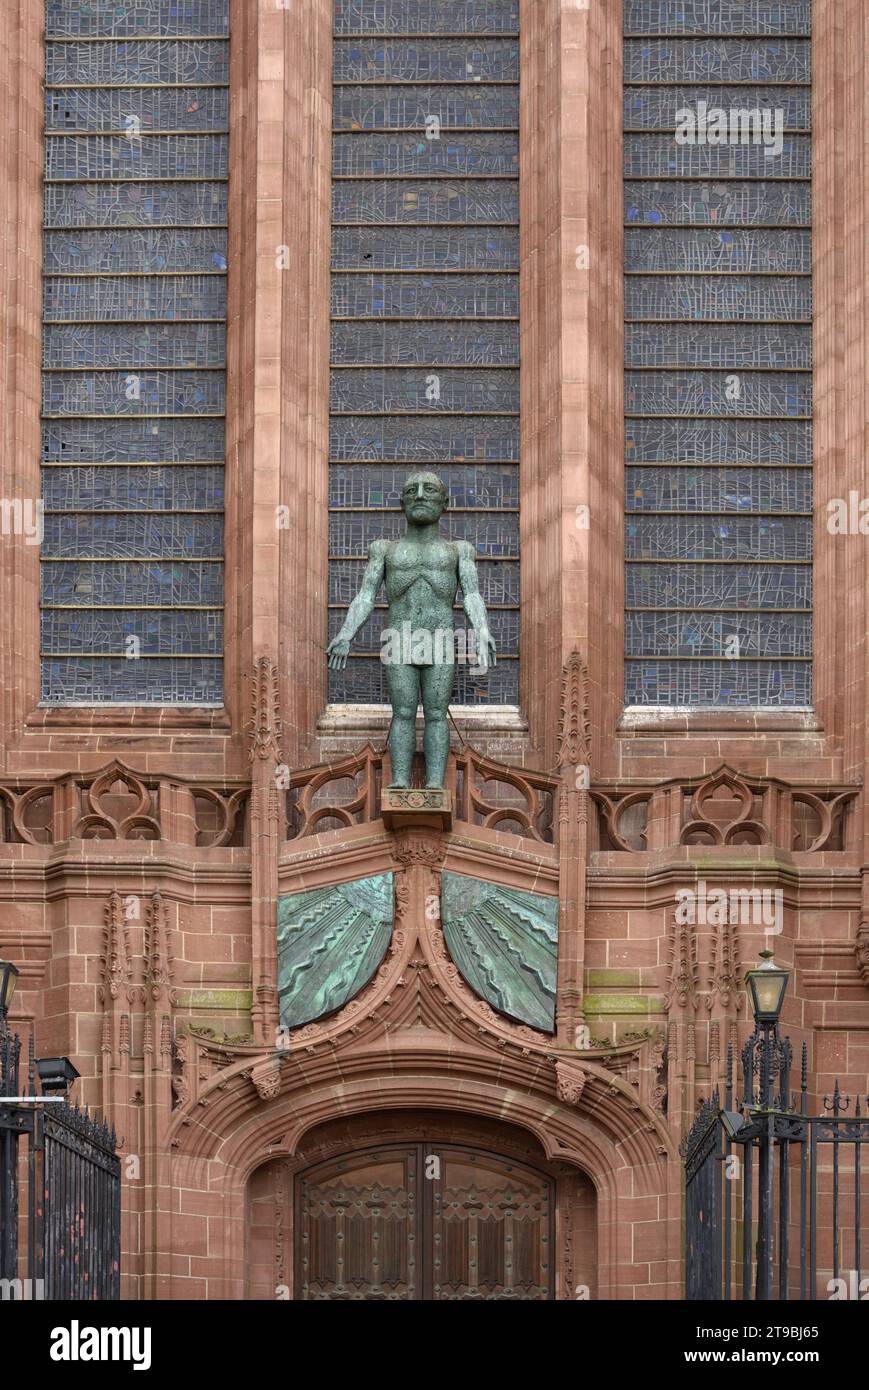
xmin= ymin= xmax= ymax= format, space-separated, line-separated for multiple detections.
xmin=618 ymin=707 xmax=824 ymax=735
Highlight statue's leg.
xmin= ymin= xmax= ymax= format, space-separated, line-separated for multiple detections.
xmin=420 ymin=660 xmax=454 ymax=789
xmin=384 ymin=662 xmax=420 ymax=788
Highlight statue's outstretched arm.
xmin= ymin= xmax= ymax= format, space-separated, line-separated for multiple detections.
xmin=458 ymin=542 xmax=497 ymax=673
xmin=327 ymin=540 xmax=387 ymax=670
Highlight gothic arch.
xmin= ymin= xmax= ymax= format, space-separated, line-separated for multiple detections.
xmin=166 ymin=1045 xmax=680 ymax=1299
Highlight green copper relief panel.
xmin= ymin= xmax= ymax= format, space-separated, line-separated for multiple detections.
xmin=440 ymin=871 xmax=558 ymax=1033
xmin=276 ymin=872 xmax=394 ymax=1029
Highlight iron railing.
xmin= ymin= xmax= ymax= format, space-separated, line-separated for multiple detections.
xmin=684 ymin=1036 xmax=869 ymax=1301
xmin=0 ymin=1022 xmax=120 ymax=1300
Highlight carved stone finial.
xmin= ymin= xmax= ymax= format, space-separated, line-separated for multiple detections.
xmin=144 ymin=891 xmax=176 ymax=1005
xmin=557 ymin=648 xmax=590 ymax=770
xmin=250 ymin=655 xmax=283 ymax=763
xmin=665 ymin=914 xmax=699 ymax=1012
xmin=99 ymin=891 xmax=132 ymax=1001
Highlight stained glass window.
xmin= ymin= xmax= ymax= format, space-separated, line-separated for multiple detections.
xmin=330 ymin=0 xmax=520 ymax=705
xmin=624 ymin=2 xmax=812 ymax=708
xmin=41 ymin=0 xmax=228 ymax=704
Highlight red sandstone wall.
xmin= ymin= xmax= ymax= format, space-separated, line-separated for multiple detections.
xmin=0 ymin=0 xmax=865 ymax=1302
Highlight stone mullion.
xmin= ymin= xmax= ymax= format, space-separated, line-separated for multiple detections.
xmin=0 ymin=1 xmax=43 ymax=757
xmin=556 ymin=783 xmax=588 ymax=1047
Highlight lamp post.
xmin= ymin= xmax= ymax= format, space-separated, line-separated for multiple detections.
xmin=743 ymin=949 xmax=790 ymax=1300
xmin=0 ymin=960 xmax=19 ymax=1025
xmin=36 ymin=1057 xmax=80 ymax=1099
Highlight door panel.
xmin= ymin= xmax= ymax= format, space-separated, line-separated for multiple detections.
xmin=432 ymin=1149 xmax=552 ymax=1300
xmin=296 ymin=1143 xmax=552 ymax=1301
xmin=298 ymin=1147 xmax=419 ymax=1300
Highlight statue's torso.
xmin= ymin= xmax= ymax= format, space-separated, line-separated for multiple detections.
xmin=383 ymin=538 xmax=460 ymax=633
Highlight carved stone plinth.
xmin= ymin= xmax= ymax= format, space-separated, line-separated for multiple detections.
xmin=381 ymin=787 xmax=453 ymax=831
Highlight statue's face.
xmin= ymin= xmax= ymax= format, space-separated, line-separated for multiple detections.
xmin=401 ymin=474 xmax=447 ymax=525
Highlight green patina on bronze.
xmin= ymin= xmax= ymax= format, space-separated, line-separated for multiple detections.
xmin=326 ymin=471 xmax=496 ymax=789
xmin=441 ymin=870 xmax=558 ymax=1033
xmin=276 ymin=872 xmax=394 ymax=1028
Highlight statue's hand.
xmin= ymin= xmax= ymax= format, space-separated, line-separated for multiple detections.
xmin=327 ymin=636 xmax=351 ymax=670
xmin=473 ymin=629 xmax=497 ymax=674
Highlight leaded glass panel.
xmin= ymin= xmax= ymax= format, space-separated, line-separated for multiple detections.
xmin=41 ymin=609 xmax=223 ymax=655
xmin=624 ymin=2 xmax=810 ymax=36
xmin=332 ymin=273 xmax=518 ymax=319
xmin=625 ymin=322 xmax=811 ymax=368
xmin=43 ymin=370 xmax=225 ymax=416
xmin=332 ymin=227 xmax=518 ymax=273
xmin=330 ymin=369 xmax=518 ymax=414
xmin=331 ymin=321 xmax=518 ymax=366
xmin=623 ymin=39 xmax=810 ymax=84
xmin=45 ymin=134 xmax=228 ymax=181
xmin=42 ymin=560 xmax=223 ymax=606
xmin=625 ymin=229 xmax=809 ymax=274
xmin=624 ymin=86 xmax=810 ymax=131
xmin=42 ymin=417 xmax=225 ymax=462
xmin=624 ymin=134 xmax=810 ymax=179
xmin=333 ymin=85 xmax=519 ymax=132
xmin=46 ymin=0 xmax=230 ymax=38
xmin=45 ymin=274 xmax=225 ymax=322
xmin=625 ymin=275 xmax=810 ymax=321
xmin=333 ymin=1 xmax=519 ymax=35
xmin=625 ymin=515 xmax=811 ymax=562
xmin=625 ymin=611 xmax=811 ymax=657
xmin=625 ymin=418 xmax=810 ymax=465
xmin=41 ymin=658 xmax=224 ymax=704
xmin=44 ymin=182 xmax=227 ymax=228
xmin=624 ymin=179 xmax=809 ymax=226
xmin=44 ymin=229 xmax=228 ymax=275
xmin=625 ymin=371 xmax=811 ymax=417
xmin=333 ymin=39 xmax=519 ymax=84
xmin=624 ymin=661 xmax=810 ymax=706
xmin=332 ymin=132 xmax=518 ymax=178
xmin=46 ymin=87 xmax=229 ymax=133
xmin=333 ymin=180 xmax=518 ymax=225
xmin=329 ymin=416 xmax=519 ymax=463
xmin=626 ymin=466 xmax=811 ymax=512
xmin=45 ymin=40 xmax=229 ymax=86
xmin=41 ymin=2 xmax=227 ymax=703
xmin=43 ymin=464 xmax=224 ymax=510
xmin=624 ymin=2 xmax=812 ymax=707
xmin=42 ymin=513 xmax=223 ymax=559
xmin=44 ymin=323 xmax=226 ymax=369
xmin=625 ymin=562 xmax=811 ymax=610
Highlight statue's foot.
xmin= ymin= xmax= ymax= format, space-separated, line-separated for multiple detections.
xmin=424 ymin=783 xmax=445 ymax=791
xmin=387 ymin=782 xmax=409 ymax=790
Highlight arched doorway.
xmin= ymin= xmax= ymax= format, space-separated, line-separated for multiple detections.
xmin=246 ymin=1110 xmax=597 ymax=1300
xmin=297 ymin=1142 xmax=553 ymax=1301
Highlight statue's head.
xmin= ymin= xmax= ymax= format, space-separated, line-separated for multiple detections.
xmin=400 ymin=471 xmax=448 ymax=526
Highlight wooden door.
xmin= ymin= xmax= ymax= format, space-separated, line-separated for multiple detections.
xmin=296 ymin=1143 xmax=552 ymax=1301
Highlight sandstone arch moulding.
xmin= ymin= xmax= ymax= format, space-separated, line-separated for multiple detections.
xmin=166 ymin=1046 xmax=680 ymax=1301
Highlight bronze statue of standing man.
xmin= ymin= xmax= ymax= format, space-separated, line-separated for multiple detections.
xmin=327 ymin=472 xmax=496 ymax=789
